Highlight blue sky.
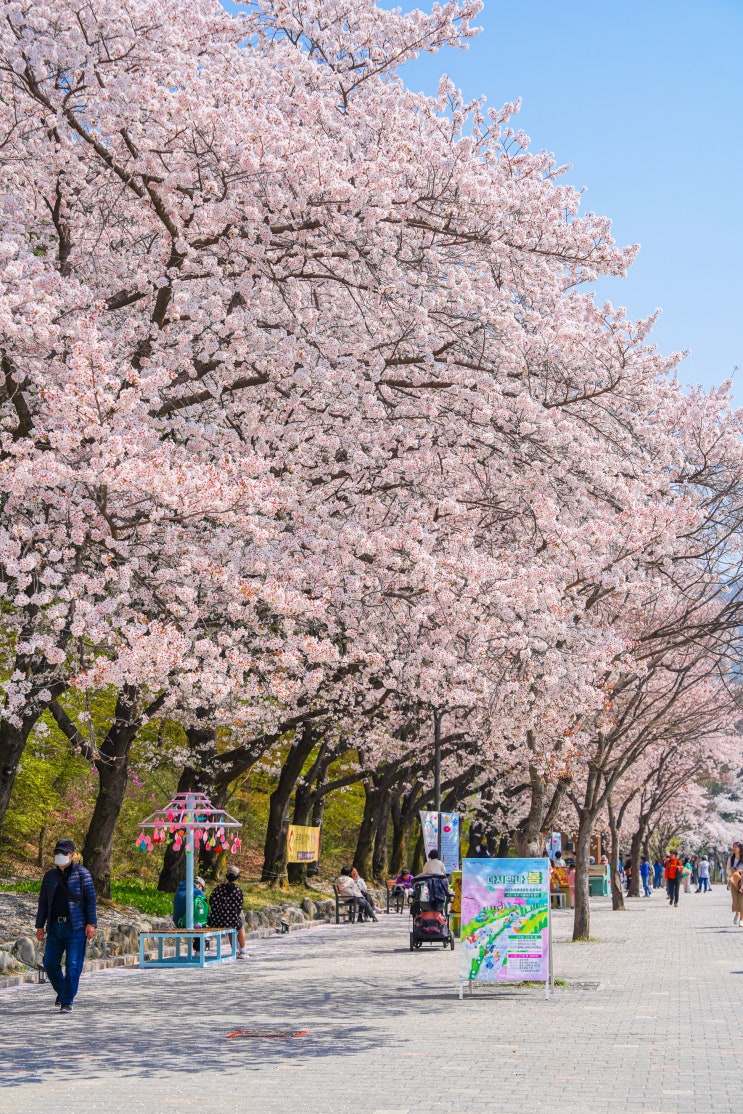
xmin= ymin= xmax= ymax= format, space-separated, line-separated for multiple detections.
xmin=402 ymin=0 xmax=743 ymax=403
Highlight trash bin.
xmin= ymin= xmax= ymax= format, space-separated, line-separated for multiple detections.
xmin=588 ymin=871 xmax=610 ymax=897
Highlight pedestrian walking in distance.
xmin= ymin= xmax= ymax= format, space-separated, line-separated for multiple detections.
xmin=727 ymin=842 xmax=743 ymax=926
xmin=665 ymin=851 xmax=683 ymax=907
xmin=35 ymin=839 xmax=97 ymax=1013
xmin=696 ymin=855 xmax=711 ymax=893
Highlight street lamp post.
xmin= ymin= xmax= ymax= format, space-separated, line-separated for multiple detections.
xmin=434 ymin=707 xmax=442 ymax=856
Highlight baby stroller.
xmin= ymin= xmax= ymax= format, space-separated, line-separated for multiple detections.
xmin=409 ymin=874 xmax=455 ymax=951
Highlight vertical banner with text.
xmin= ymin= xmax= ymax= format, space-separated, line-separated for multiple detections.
xmin=439 ymin=813 xmax=460 ymax=873
xmin=419 ymin=810 xmax=439 ymax=858
xmin=459 ymin=858 xmax=550 ymax=989
xmin=419 ymin=811 xmax=460 ymax=872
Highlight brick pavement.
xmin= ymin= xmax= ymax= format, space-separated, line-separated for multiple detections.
xmin=1 ymin=883 xmax=740 ymax=1114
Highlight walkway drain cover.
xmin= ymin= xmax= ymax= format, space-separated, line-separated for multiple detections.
xmin=226 ymin=1029 xmax=308 ymax=1040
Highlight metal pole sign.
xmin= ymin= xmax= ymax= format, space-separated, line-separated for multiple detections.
xmin=458 ymin=857 xmax=552 ymax=1000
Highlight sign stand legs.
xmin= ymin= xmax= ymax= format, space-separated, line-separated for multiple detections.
xmin=546 ymin=903 xmax=554 ymax=1000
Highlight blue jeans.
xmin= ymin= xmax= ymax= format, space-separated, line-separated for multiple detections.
xmin=697 ymin=877 xmax=709 ymax=892
xmin=44 ymin=921 xmax=86 ymax=1006
xmin=642 ymin=878 xmax=652 ymax=896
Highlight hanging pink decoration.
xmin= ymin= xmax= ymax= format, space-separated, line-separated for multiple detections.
xmin=137 ymin=794 xmax=242 ymax=865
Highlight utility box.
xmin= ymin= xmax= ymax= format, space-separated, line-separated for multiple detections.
xmin=588 ymin=864 xmax=610 ymax=896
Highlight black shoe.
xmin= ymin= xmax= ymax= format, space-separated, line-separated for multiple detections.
xmin=59 ymin=1004 xmax=73 ymax=1014
xmin=54 ymin=995 xmax=60 ymax=1007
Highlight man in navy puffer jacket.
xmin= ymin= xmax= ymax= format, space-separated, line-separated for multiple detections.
xmin=35 ymin=839 xmax=97 ymax=1014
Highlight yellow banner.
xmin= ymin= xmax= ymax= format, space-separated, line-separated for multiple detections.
xmin=286 ymin=824 xmax=321 ymax=863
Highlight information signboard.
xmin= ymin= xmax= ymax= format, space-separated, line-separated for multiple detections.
xmin=459 ymin=857 xmax=551 ymax=998
xmin=286 ymin=824 xmax=321 ymax=862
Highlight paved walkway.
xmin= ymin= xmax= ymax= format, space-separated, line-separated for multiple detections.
xmin=1 ymin=885 xmax=740 ymax=1114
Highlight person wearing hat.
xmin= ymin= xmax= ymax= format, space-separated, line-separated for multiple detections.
xmin=207 ymin=865 xmax=249 ymax=957
xmin=35 ymin=839 xmax=97 ymax=1014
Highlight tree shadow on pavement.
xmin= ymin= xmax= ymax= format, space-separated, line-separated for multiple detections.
xmin=1 ymin=967 xmax=447 ymax=1086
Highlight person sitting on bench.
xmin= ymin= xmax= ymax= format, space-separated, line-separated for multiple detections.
xmin=207 ymin=865 xmax=249 ymax=958
xmin=335 ymin=867 xmax=378 ymax=922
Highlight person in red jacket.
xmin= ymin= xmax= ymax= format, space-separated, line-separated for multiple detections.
xmin=664 ymin=852 xmax=683 ymax=907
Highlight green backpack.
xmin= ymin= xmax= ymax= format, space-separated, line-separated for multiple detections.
xmin=175 ymin=891 xmax=209 ymax=928
xmin=193 ymin=892 xmax=209 ymax=927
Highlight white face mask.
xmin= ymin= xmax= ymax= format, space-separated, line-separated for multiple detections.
xmin=54 ymin=854 xmax=71 ymax=868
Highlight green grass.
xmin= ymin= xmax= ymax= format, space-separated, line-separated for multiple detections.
xmin=1 ymin=878 xmax=41 ymax=894
xmin=108 ymin=881 xmax=174 ymax=915
xmin=1 ymin=877 xmax=331 ymax=916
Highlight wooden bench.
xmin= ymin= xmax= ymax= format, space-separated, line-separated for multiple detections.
xmin=386 ymin=880 xmax=408 ymax=914
xmin=333 ymin=884 xmax=358 ymax=924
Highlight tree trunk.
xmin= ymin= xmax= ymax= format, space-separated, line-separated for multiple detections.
xmin=515 ymin=763 xmax=545 ymax=856
xmin=372 ymin=788 xmax=393 ymax=881
xmin=572 ymin=811 xmax=595 ymax=941
xmin=0 ymin=717 xmax=39 ymax=826
xmin=197 ymin=782 xmax=230 ymax=880
xmin=389 ymin=787 xmax=424 ymax=874
xmin=83 ymin=746 xmax=131 ymax=898
xmin=353 ymin=781 xmax=382 ymax=879
xmin=467 ymin=819 xmax=483 ymax=857
xmin=411 ymin=828 xmax=425 ymax=875
xmin=607 ymin=797 xmax=625 ymax=911
xmin=286 ymin=777 xmax=313 ymax=886
xmin=261 ymin=722 xmax=317 ymax=884
xmin=628 ymin=824 xmax=645 ymax=898
xmin=306 ymin=790 xmax=326 ymax=878
xmin=83 ymin=685 xmax=166 ymax=897
xmin=37 ymin=819 xmax=48 ymax=868
xmin=388 ymin=793 xmax=408 ymax=875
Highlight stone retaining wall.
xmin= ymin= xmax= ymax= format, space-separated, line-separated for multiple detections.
xmin=0 ymin=889 xmax=363 ymax=990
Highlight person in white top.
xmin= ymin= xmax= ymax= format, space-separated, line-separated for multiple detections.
xmin=350 ymin=867 xmax=382 ymax=917
xmin=335 ymin=867 xmax=378 ymax=921
xmin=420 ymin=850 xmax=447 ymax=876
xmin=696 ymin=857 xmax=710 ymax=893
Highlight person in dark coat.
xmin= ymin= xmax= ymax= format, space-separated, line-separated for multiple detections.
xmin=35 ymin=839 xmax=97 ymax=1014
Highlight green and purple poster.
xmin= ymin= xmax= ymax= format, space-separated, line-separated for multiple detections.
xmin=459 ymin=858 xmax=550 ymax=987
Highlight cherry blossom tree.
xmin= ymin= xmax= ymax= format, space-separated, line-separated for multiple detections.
xmin=2 ymin=0 xmax=742 ymax=900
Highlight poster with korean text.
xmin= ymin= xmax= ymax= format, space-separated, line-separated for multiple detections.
xmin=459 ymin=858 xmax=550 ymax=984
xmin=286 ymin=824 xmax=321 ymax=862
